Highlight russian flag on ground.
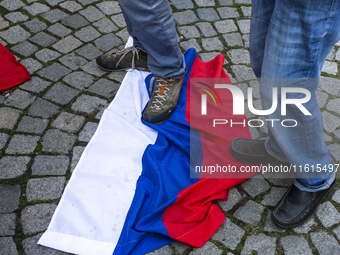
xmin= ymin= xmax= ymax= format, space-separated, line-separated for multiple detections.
xmin=39 ymin=44 xmax=255 ymax=255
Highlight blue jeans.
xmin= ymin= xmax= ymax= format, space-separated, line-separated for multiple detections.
xmin=118 ymin=0 xmax=186 ymax=79
xmin=250 ymin=0 xmax=340 ymax=191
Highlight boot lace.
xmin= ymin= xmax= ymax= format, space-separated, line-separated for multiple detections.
xmin=149 ymin=77 xmax=174 ymax=111
xmin=110 ymin=46 xmax=141 ymax=69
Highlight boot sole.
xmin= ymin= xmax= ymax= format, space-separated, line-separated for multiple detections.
xmin=97 ymin=65 xmax=149 ymax=72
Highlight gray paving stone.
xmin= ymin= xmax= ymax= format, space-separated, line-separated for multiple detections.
xmin=316 ymin=201 xmax=340 ymax=228
xmin=0 ymin=0 xmax=25 ymax=11
xmin=21 ymin=203 xmax=57 ymax=235
xmin=264 ymin=210 xmax=285 ymax=232
xmin=241 ymin=234 xmax=276 ymax=255
xmin=145 ymin=245 xmax=173 ymax=255
xmin=211 ymin=218 xmax=244 ymax=250
xmin=16 ymin=116 xmax=48 ymax=134
xmin=180 ymin=39 xmax=202 ymax=52
xmin=223 ymin=32 xmax=243 ymax=47
xmin=234 ymin=200 xmax=265 ymax=226
xmin=293 ymin=217 xmax=317 ymax=233
xmin=0 ymin=95 xmax=4 ymax=105
xmin=64 ymin=71 xmax=95 ymax=90
xmin=333 ymin=225 xmax=340 ymax=240
xmin=281 ymin=235 xmax=312 ymax=255
xmin=214 ymin=20 xmax=238 ymax=34
xmin=81 ymin=59 xmax=107 ymax=76
xmin=0 ymin=156 xmax=30 ymax=179
xmin=0 ymin=25 xmax=30 ymax=44
xmin=231 ymin=65 xmax=257 ymax=82
xmin=201 ymin=37 xmax=224 ymax=51
xmin=235 ymin=0 xmax=251 ymax=3
xmin=71 ymin=146 xmax=85 ymax=172
xmin=24 ymin=3 xmax=50 ymax=15
xmin=0 ymin=107 xmax=21 ymax=129
xmin=0 ymin=16 xmax=9 ymax=30
xmin=96 ymin=1 xmax=121 ymax=15
xmin=328 ymin=143 xmax=340 ymax=160
xmin=28 ymin=98 xmax=60 ymax=118
xmin=0 ymin=133 xmax=9 ymax=150
xmin=38 ymin=63 xmax=72 ymax=82
xmin=336 ymin=48 xmax=340 ymax=61
xmin=310 ymin=232 xmax=340 ymax=255
xmin=35 ymin=49 xmax=61 ymax=63
xmin=58 ymin=53 xmax=88 ymax=70
xmin=261 ymin=187 xmax=287 ymax=206
xmin=116 ymin=28 xmax=130 ymax=43
xmin=79 ymin=122 xmax=98 ymax=142
xmin=43 ymin=83 xmax=80 ymax=105
xmin=107 ymin=71 xmax=126 ymax=83
xmin=5 ymin=12 xmax=28 ymax=23
xmin=218 ymin=187 xmax=243 ymax=211
xmin=111 ymin=13 xmax=126 ymax=28
xmin=26 ymin=177 xmax=66 ymax=202
xmin=237 ymin=19 xmax=250 ymax=34
xmin=80 ymin=6 xmax=105 ymax=22
xmin=42 ymin=129 xmax=76 ymax=153
xmin=94 ymin=33 xmax=122 ymax=52
xmin=41 ymin=9 xmax=69 ymax=24
xmin=178 ymin=25 xmax=200 ymax=39
xmin=172 ymin=242 xmax=191 ymax=254
xmin=52 ymin=112 xmax=85 ymax=133
xmin=76 ymin=44 xmax=102 ymax=60
xmin=4 ymin=89 xmax=36 ymax=109
xmin=218 ymin=7 xmax=239 ymax=19
xmin=189 ymin=241 xmax=222 ymax=255
xmin=173 ymin=10 xmax=198 ymax=25
xmin=52 ymin=35 xmax=83 ymax=54
xmin=20 ymin=77 xmax=51 ymax=93
xmin=316 ymin=90 xmax=328 ymax=108
xmin=11 ymin=41 xmax=38 ymax=57
xmin=48 ymin=23 xmax=72 ymax=37
xmin=0 ymin=185 xmax=20 ymax=214
xmin=0 ymin=213 xmax=16 ymax=236
xmin=60 ymin=1 xmax=83 ymax=12
xmin=71 ymin=94 xmax=107 ymax=113
xmin=23 ymin=233 xmax=68 ymax=255
xmin=322 ymin=111 xmax=340 ymax=132
xmin=61 ymin=14 xmax=90 ymax=29
xmin=0 ymin=237 xmax=18 ymax=255
xmin=194 ymin=0 xmax=215 ymax=6
xmin=323 ymin=133 xmax=332 ymax=142
xmin=322 ymin=61 xmax=338 ymax=75
xmin=332 ymin=189 xmax=340 ymax=204
xmin=243 ymin=34 xmax=249 ymax=48
xmin=20 ymin=58 xmax=42 ymax=74
xmin=46 ymin=0 xmax=64 ymax=6
xmin=29 ymin=32 xmax=58 ymax=47
xmin=24 ymin=18 xmax=47 ymax=33
xmin=242 ymin=175 xmax=270 ymax=197
xmin=200 ymin=52 xmax=227 ymax=64
xmin=93 ymin=18 xmax=118 ymax=33
xmin=197 ymin=22 xmax=217 ymax=37
xmin=171 ymin=0 xmax=194 ymax=9
xmin=227 ymin=49 xmax=250 ymax=64
xmin=79 ymin=0 xmax=100 ymax=5
xmin=75 ymin=26 xmax=101 ymax=42
xmin=319 ymin=77 xmax=340 ymax=95
xmin=241 ymin=6 xmax=252 ymax=17
xmin=197 ymin=8 xmax=220 ymax=22
xmin=32 ymin=155 xmax=69 ymax=176
xmin=95 ymin=105 xmax=108 ymax=119
xmin=87 ymin=78 xmax=120 ymax=98
xmin=326 ymin=98 xmax=340 ymax=114
xmin=249 ymin=80 xmax=260 ymax=98
xmin=6 ymin=135 xmax=39 ymax=154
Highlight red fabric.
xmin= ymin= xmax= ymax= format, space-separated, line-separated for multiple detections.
xmin=163 ymin=55 xmax=257 ymax=247
xmin=0 ymin=43 xmax=30 ymax=91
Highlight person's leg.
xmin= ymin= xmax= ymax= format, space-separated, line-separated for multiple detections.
xmin=118 ymin=0 xmax=185 ymax=79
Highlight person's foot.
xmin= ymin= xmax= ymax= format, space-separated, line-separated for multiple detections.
xmin=96 ymin=46 xmax=148 ymax=72
xmin=272 ymin=180 xmax=336 ymax=228
xmin=142 ymin=76 xmax=185 ymax=125
xmin=229 ymin=138 xmax=286 ymax=165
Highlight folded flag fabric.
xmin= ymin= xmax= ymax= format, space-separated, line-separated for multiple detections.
xmin=0 ymin=43 xmax=30 ymax=91
xmin=39 ymin=44 xmax=255 ymax=255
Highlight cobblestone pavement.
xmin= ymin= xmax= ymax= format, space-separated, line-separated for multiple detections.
xmin=1 ymin=0 xmax=340 ymax=254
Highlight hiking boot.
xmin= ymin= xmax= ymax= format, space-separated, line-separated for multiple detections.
xmin=96 ymin=46 xmax=148 ymax=72
xmin=142 ymin=76 xmax=185 ymax=125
